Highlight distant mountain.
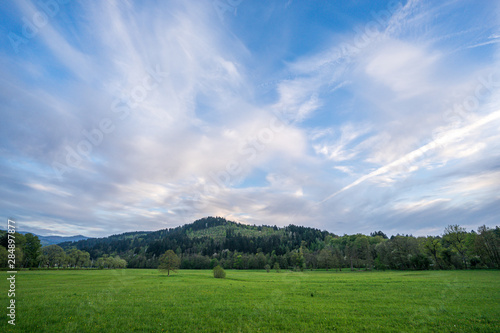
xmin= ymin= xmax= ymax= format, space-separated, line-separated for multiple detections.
xmin=16 ymin=231 xmax=91 ymax=246
xmin=36 ymin=234 xmax=90 ymax=246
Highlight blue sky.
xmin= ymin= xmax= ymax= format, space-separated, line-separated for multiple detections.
xmin=1 ymin=0 xmax=499 ymax=237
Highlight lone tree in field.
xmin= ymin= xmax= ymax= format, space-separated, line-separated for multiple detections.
xmin=158 ymin=250 xmax=180 ymax=276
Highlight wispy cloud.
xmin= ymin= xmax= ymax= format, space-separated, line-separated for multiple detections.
xmin=1 ymin=0 xmax=499 ymax=236
xmin=318 ymin=109 xmax=500 ymax=203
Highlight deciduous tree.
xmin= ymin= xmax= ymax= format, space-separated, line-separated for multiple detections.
xmin=23 ymin=233 xmax=41 ymax=268
xmin=159 ymin=249 xmax=180 ymax=276
xmin=443 ymin=225 xmax=469 ymax=269
xmin=41 ymin=245 xmax=66 ymax=268
xmin=423 ymin=237 xmax=443 ymax=269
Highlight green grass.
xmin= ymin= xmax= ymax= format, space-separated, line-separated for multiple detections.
xmin=1 ymin=270 xmax=499 ymax=332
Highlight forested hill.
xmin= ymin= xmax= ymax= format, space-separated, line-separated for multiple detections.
xmin=10 ymin=217 xmax=498 ymax=270
xmin=59 ymin=216 xmax=333 ymax=267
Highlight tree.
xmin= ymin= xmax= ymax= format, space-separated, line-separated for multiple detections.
xmin=77 ymin=250 xmax=91 ymax=268
xmin=375 ymin=236 xmax=421 ymax=270
xmin=1 ymin=232 xmax=25 ymax=268
xmin=303 ymin=247 xmax=317 ymax=270
xmin=475 ymin=225 xmax=500 ymax=268
xmin=256 ymin=252 xmax=267 ymax=269
xmin=67 ymin=249 xmax=78 ymax=268
xmin=66 ymin=249 xmax=91 ymax=268
xmin=443 ymin=225 xmax=469 ymax=269
xmin=41 ymin=245 xmax=66 ymax=268
xmin=423 ymin=237 xmax=443 ymax=269
xmin=354 ymin=235 xmax=372 ymax=270
xmin=112 ymin=255 xmax=127 ymax=268
xmin=23 ymin=233 xmax=42 ymax=268
xmin=233 ymin=254 xmax=243 ymax=269
xmin=96 ymin=256 xmax=107 ymax=269
xmin=273 ymin=262 xmax=281 ymax=272
xmin=158 ymin=250 xmax=180 ymax=276
xmin=370 ymin=231 xmax=388 ymax=239
xmin=209 ymin=258 xmax=219 ymax=269
xmin=290 ymin=250 xmax=304 ymax=271
xmin=345 ymin=236 xmax=358 ymax=271
xmin=0 ymin=246 xmax=8 ymax=268
xmin=318 ymin=248 xmax=335 ymax=271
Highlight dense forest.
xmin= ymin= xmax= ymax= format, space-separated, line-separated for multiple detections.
xmin=1 ymin=217 xmax=499 ymax=271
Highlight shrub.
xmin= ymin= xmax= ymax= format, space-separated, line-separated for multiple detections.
xmin=273 ymin=262 xmax=280 ymax=273
xmin=264 ymin=264 xmax=270 ymax=273
xmin=213 ymin=265 xmax=226 ymax=279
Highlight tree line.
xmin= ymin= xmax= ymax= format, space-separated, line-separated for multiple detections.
xmin=169 ymin=224 xmax=499 ymax=271
xmin=65 ymin=218 xmax=500 ymax=270
xmin=0 ymin=232 xmax=126 ymax=269
xmin=1 ymin=218 xmax=499 ymax=271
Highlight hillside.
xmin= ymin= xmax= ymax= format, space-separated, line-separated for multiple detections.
xmin=60 ymin=216 xmax=333 ymax=268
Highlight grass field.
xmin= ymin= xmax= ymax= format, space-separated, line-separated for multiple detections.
xmin=1 ymin=269 xmax=499 ymax=332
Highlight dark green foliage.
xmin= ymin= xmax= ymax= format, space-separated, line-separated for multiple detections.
xmin=264 ymin=264 xmax=270 ymax=272
xmin=370 ymin=231 xmax=388 ymax=239
xmin=0 ymin=231 xmax=120 ymax=269
xmin=213 ymin=265 xmax=226 ymax=278
xmin=54 ymin=217 xmax=499 ymax=271
xmin=290 ymin=250 xmax=305 ymax=271
xmin=59 ymin=217 xmax=334 ymax=267
xmin=443 ymin=225 xmax=469 ymax=268
xmin=0 ymin=232 xmax=42 ymax=268
xmin=474 ymin=225 xmax=500 ymax=268
xmin=209 ymin=258 xmax=219 ymax=269
xmin=23 ymin=233 xmax=42 ymax=267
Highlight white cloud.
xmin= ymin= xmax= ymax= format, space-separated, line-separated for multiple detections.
xmin=1 ymin=0 xmax=499 ymax=237
xmin=364 ymin=39 xmax=440 ymax=97
xmin=313 ymin=123 xmax=371 ymax=162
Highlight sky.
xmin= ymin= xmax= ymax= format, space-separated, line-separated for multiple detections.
xmin=0 ymin=0 xmax=499 ymax=238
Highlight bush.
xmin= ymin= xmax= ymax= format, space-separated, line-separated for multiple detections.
xmin=213 ymin=265 xmax=226 ymax=279
xmin=264 ymin=264 xmax=270 ymax=273
xmin=273 ymin=262 xmax=280 ymax=273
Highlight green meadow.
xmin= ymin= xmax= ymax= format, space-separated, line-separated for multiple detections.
xmin=1 ymin=270 xmax=499 ymax=332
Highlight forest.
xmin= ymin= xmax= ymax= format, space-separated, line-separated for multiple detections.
xmin=1 ymin=216 xmax=499 ymax=271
